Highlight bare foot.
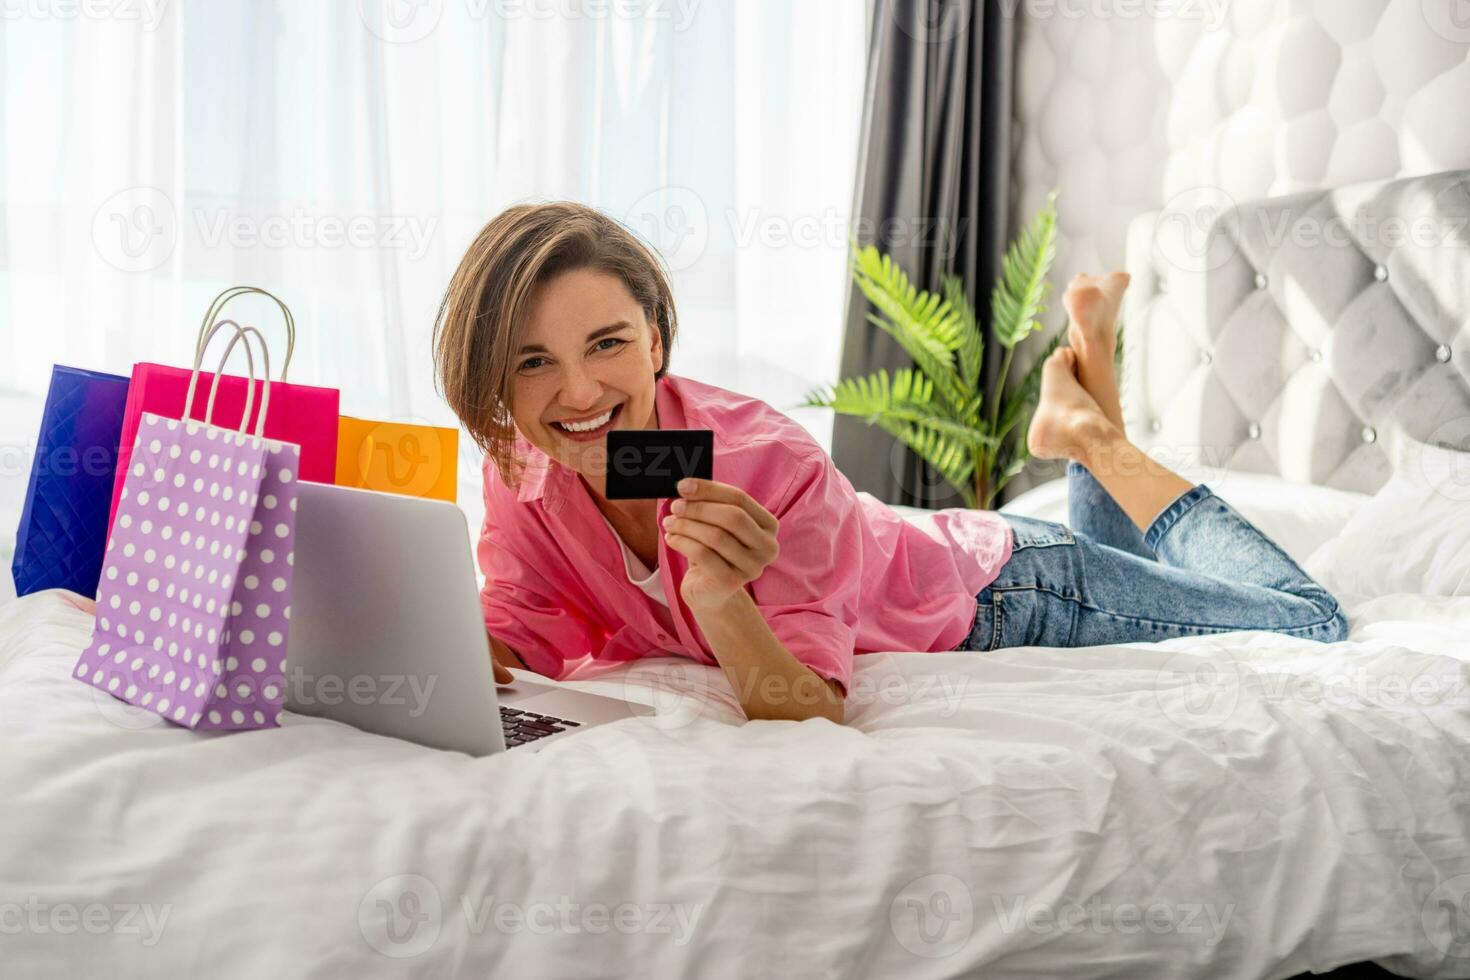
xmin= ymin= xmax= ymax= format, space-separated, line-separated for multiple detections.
xmin=1027 ymin=347 xmax=1118 ymax=464
xmin=1063 ymin=271 xmax=1129 ymax=432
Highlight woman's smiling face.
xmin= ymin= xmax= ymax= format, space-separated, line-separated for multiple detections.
xmin=511 ymin=267 xmax=664 ymax=490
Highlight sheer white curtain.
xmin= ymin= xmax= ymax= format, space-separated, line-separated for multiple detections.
xmin=0 ymin=0 xmax=867 ymax=566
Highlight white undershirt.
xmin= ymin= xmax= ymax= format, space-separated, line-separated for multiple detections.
xmin=595 ymin=508 xmax=671 ymax=609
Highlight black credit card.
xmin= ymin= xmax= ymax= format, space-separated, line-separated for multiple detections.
xmin=605 ymin=428 xmax=714 ymax=499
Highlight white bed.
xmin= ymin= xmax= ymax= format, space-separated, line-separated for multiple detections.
xmin=5 ymin=169 xmax=1470 ymax=979
xmin=3 ymin=464 xmax=1470 ymax=979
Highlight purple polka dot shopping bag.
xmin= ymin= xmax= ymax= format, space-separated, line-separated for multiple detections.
xmin=74 ymin=321 xmax=301 ymax=731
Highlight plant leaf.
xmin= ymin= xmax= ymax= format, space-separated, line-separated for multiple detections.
xmin=851 ymin=246 xmax=969 ymax=410
xmin=989 ymin=191 xmax=1058 ymax=350
xmin=944 ymin=273 xmax=983 ymax=393
xmin=875 ymin=417 xmax=978 ymax=508
xmin=989 ymin=446 xmax=1033 ymax=506
xmin=997 ymin=329 xmax=1064 ymax=438
xmin=800 ymin=369 xmax=996 ymax=451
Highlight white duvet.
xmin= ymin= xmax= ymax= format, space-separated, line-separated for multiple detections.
xmin=3 ymin=479 xmax=1470 ymax=979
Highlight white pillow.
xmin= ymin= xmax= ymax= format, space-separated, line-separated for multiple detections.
xmin=1304 ymin=441 xmax=1470 ymax=598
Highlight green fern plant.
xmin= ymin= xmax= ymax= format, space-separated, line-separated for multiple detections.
xmin=800 ymin=191 xmax=1118 ymax=510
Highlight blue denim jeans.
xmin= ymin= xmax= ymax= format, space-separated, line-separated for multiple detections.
xmin=954 ymin=461 xmax=1350 ymax=651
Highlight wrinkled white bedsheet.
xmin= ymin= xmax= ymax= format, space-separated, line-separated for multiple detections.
xmin=4 ymin=577 xmax=1470 ymax=979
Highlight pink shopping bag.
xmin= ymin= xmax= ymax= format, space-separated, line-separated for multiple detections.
xmin=76 ymin=321 xmax=302 ymax=731
xmin=106 ymin=286 xmax=337 ymax=538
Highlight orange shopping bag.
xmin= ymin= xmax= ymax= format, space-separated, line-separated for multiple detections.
xmin=335 ymin=416 xmax=458 ymax=502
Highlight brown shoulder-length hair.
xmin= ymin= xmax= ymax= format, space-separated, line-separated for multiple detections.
xmin=433 ymin=202 xmax=678 ymax=491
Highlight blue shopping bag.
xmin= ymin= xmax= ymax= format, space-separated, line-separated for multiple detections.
xmin=12 ymin=365 xmax=132 ymax=598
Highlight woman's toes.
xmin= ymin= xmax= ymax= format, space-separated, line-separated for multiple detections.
xmin=1100 ymin=271 xmax=1131 ymax=299
xmin=1044 ymin=346 xmax=1075 ymax=376
xmin=1064 ymin=284 xmax=1105 ymax=330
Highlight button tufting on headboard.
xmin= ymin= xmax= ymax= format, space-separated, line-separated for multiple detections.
xmin=1121 ymin=169 xmax=1470 ymax=494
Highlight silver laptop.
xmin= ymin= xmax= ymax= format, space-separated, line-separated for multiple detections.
xmin=285 ymin=481 xmax=649 ymax=755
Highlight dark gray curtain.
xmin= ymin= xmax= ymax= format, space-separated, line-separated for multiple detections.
xmin=831 ymin=0 xmax=1015 ymax=510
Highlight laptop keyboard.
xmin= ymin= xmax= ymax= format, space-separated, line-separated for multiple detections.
xmin=500 ymin=706 xmax=580 ymax=748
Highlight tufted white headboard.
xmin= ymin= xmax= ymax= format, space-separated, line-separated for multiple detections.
xmin=1011 ymin=0 xmax=1470 ymax=287
xmin=1119 ymin=168 xmax=1470 ymax=493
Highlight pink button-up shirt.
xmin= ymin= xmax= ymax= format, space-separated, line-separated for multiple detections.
xmin=477 ymin=373 xmax=1013 ymax=691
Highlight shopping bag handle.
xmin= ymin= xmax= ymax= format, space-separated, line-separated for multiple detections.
xmin=194 ymin=286 xmax=295 ymax=380
xmin=206 ymin=324 xmax=273 ymax=439
xmin=182 ymin=319 xmax=273 ymax=438
xmin=184 ymin=320 xmax=256 ymax=431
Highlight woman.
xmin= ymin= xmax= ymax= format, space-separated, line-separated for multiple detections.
xmin=432 ymin=203 xmax=1349 ymax=725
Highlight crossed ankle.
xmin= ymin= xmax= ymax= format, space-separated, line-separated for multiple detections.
xmin=1074 ymin=428 xmax=1136 ymax=473
xmin=1069 ymin=360 xmax=1124 ymax=426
